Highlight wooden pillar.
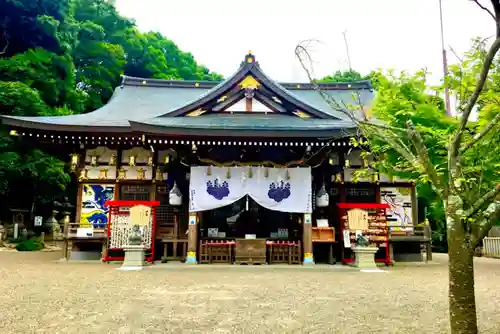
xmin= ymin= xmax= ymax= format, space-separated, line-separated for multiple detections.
xmin=186 ymin=213 xmax=198 ymax=263
xmin=303 ymin=213 xmax=314 ymax=264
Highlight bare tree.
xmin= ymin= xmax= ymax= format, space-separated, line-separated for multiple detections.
xmin=296 ymin=1 xmax=500 ymax=333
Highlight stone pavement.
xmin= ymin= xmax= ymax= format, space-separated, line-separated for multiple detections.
xmin=0 ymin=252 xmax=499 ymax=333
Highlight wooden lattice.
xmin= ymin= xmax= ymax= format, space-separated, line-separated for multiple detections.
xmin=267 ymin=240 xmax=301 ymax=264
xmin=199 ymin=240 xmax=234 ymax=264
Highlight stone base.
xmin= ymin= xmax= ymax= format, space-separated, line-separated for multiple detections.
xmin=353 ymin=246 xmax=378 ymax=269
xmin=122 ymin=245 xmax=145 ymax=268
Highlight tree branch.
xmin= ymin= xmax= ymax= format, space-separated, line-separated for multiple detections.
xmin=450 ymin=37 xmax=500 ymax=152
xmin=460 ymin=111 xmax=500 ymax=153
xmin=470 ymin=200 xmax=500 ymax=248
xmin=465 ymin=183 xmax=500 ymax=217
xmin=471 ymin=0 xmax=496 ymax=21
xmin=405 ymin=121 xmax=446 ymax=199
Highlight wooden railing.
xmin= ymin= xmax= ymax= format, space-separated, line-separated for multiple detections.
xmin=483 ymin=237 xmax=500 ymax=258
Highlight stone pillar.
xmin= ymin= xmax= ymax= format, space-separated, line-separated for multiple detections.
xmin=186 ymin=213 xmax=198 ymax=264
xmin=303 ymin=213 xmax=314 ymax=264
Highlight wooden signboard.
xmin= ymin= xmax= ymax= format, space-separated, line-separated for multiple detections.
xmin=129 ymin=205 xmax=151 ymax=226
xmin=347 ymin=208 xmax=369 ymax=230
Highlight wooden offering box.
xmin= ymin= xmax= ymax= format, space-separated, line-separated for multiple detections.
xmin=234 ymin=239 xmax=267 ymax=265
xmin=312 ymin=227 xmax=335 ymax=242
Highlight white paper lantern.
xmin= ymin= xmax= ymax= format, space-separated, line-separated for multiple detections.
xmin=315 ymin=184 xmax=329 ymax=207
xmin=169 ymin=182 xmax=182 ymax=206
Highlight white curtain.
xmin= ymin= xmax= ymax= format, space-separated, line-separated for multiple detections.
xmin=189 ymin=166 xmax=247 ymax=212
xmin=189 ymin=166 xmax=312 ymax=213
xmin=247 ymin=167 xmax=312 ymax=213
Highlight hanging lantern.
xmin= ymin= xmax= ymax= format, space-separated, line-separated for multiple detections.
xmin=207 ymin=165 xmax=212 ymax=176
xmin=226 ymin=167 xmax=231 ymax=179
xmin=329 ymin=158 xmax=334 ymax=165
xmin=345 ymin=159 xmax=351 ymax=168
xmin=70 ymin=154 xmax=79 ymax=172
xmin=169 ymin=182 xmax=182 ymax=206
xmin=192 ymin=143 xmax=197 ymax=153
xmin=109 ymin=153 xmax=116 ymax=166
xmin=90 ymin=156 xmax=98 ymax=167
xmin=129 ymin=155 xmax=136 ymax=167
xmin=147 ymin=156 xmax=154 ymax=167
xmin=248 ymin=167 xmax=253 ymax=178
xmin=164 ymin=154 xmax=170 ymax=164
xmin=315 ymin=184 xmax=329 ymax=207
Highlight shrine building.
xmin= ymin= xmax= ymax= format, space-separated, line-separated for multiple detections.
xmin=0 ymin=52 xmax=428 ymax=265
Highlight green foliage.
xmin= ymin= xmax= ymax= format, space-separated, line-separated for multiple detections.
xmin=356 ymin=40 xmax=500 ymax=244
xmin=320 ymin=70 xmax=370 ymax=83
xmin=15 ymin=238 xmax=44 ymax=251
xmin=0 ymin=0 xmax=222 ymax=218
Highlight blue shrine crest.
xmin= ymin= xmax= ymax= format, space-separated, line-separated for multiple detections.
xmin=268 ymin=180 xmax=291 ymax=203
xmin=206 ymin=179 xmax=230 ymax=200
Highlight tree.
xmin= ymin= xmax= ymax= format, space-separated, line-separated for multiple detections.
xmin=0 ymin=0 xmax=222 ymax=218
xmin=296 ymin=1 xmax=500 ymax=332
xmin=320 ymin=70 xmax=370 ymax=83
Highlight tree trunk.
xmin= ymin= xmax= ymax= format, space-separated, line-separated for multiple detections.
xmin=447 ymin=217 xmax=478 ymax=334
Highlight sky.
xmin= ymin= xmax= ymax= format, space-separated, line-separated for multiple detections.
xmin=115 ymin=0 xmax=495 ymax=85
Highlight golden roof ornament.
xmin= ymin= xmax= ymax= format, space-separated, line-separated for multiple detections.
xmin=154 ymin=169 xmax=164 ymax=183
xmin=99 ymin=168 xmax=108 ymax=180
xmin=128 ymin=155 xmax=136 ymax=167
xmin=136 ymin=168 xmax=146 ymax=180
xmin=78 ymin=168 xmax=88 ymax=182
xmin=109 ymin=153 xmax=116 ymax=166
xmin=70 ymin=154 xmax=79 ymax=172
xmin=117 ymin=167 xmax=127 ymax=181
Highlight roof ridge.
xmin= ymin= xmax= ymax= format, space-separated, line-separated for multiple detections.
xmin=121 ymin=75 xmax=372 ymax=91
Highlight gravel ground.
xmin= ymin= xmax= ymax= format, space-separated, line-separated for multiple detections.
xmin=0 ymin=252 xmax=499 ymax=334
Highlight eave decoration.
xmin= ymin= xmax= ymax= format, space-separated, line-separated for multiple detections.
xmin=78 ymin=168 xmax=88 ymax=182
xmin=240 ymin=75 xmax=260 ymax=90
xmin=117 ymin=167 xmax=127 ymax=181
xmin=70 ymin=153 xmax=80 ymax=172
